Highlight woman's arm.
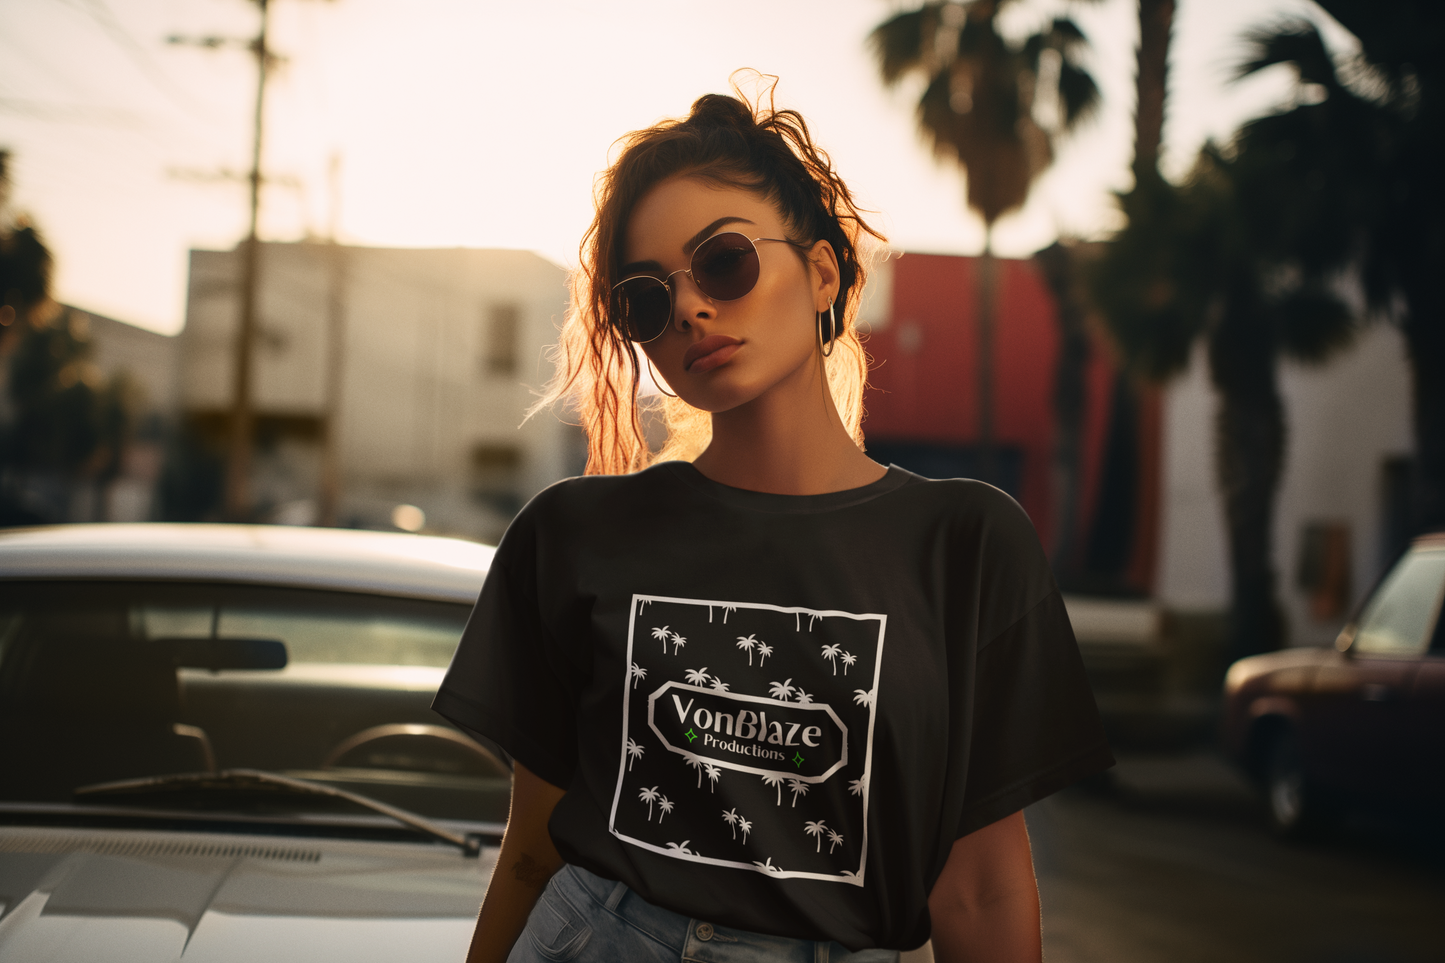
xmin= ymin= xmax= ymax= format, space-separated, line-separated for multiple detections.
xmin=927 ymin=810 xmax=1042 ymax=963
xmin=465 ymin=761 xmax=568 ymax=963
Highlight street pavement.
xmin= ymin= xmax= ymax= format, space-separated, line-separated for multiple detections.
xmin=1026 ymin=751 xmax=1445 ymax=963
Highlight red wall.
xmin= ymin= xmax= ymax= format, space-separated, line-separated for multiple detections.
xmin=862 ymin=253 xmax=1060 ymax=545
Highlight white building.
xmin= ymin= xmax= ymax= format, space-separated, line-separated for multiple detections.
xmin=180 ymin=242 xmax=581 ymax=542
xmin=1156 ymin=322 xmax=1416 ymax=649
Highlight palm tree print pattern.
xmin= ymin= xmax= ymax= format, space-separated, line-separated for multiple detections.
xmin=614 ymin=595 xmax=885 ymax=884
xmin=736 ymin=633 xmax=759 ymax=665
xmin=804 ymin=819 xmax=827 ymax=852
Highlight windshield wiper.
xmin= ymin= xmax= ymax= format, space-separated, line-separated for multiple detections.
xmin=75 ymin=769 xmax=489 ymax=857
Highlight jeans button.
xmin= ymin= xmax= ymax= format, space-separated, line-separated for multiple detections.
xmin=696 ymin=922 xmax=714 ymax=941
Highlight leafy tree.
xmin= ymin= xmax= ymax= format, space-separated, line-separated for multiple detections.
xmin=0 ymin=154 xmax=129 ymax=522
xmin=871 ymin=0 xmax=1099 ymax=480
xmin=1088 ymin=35 xmax=1362 ymax=656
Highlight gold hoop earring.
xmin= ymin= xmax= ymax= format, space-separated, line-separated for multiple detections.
xmin=819 ymin=300 xmax=838 ymax=358
xmin=645 ymin=355 xmax=678 ymax=399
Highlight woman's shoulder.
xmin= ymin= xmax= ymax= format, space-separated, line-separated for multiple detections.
xmin=884 ymin=469 xmax=1035 ymax=531
xmin=503 ymin=464 xmax=680 ymax=538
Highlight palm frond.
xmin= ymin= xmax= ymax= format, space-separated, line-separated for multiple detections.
xmin=870 ymin=7 xmax=933 ymax=85
xmin=1272 ymin=285 xmax=1357 ymax=362
xmin=1235 ymin=20 xmax=1338 ymax=88
xmin=1058 ymin=61 xmax=1100 ymax=128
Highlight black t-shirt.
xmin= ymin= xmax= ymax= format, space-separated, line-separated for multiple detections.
xmin=433 ymin=462 xmax=1112 ymax=950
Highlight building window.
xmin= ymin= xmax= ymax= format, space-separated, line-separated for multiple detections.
xmin=483 ymin=303 xmax=519 ymax=376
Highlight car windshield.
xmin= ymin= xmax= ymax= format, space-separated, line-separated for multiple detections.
xmin=0 ymin=581 xmax=509 ymax=826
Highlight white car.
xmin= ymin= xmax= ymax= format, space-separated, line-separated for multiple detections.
xmin=0 ymin=524 xmax=503 ymax=962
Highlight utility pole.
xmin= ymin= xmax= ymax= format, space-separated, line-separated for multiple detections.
xmin=169 ymin=0 xmax=272 ymax=521
xmin=318 ymin=151 xmax=347 ymax=527
xmin=225 ymin=0 xmax=270 ymax=521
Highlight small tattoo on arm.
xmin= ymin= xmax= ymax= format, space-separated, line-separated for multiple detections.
xmin=511 ymin=853 xmax=552 ymax=888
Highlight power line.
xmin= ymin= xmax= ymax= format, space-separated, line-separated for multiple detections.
xmin=52 ymin=0 xmax=217 ymax=123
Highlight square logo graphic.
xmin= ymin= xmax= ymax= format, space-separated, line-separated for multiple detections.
xmin=608 ymin=594 xmax=887 ymax=885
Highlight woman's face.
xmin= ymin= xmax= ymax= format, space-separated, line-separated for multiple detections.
xmin=622 ymin=176 xmax=838 ymax=414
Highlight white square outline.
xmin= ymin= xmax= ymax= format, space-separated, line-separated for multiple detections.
xmin=608 ymin=593 xmax=886 ymax=886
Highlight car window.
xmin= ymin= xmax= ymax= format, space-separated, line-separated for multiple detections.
xmin=1353 ymin=549 xmax=1445 ymax=657
xmin=0 ymin=581 xmax=507 ymax=823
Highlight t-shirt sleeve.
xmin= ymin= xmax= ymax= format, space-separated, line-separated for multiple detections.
xmin=431 ymin=505 xmax=581 ymax=790
xmin=955 ymin=589 xmax=1113 ymax=837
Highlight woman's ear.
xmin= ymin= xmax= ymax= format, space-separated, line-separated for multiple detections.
xmin=807 ymin=240 xmax=841 ymax=311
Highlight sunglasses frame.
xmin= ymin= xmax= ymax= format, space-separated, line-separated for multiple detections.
xmin=610 ymin=232 xmax=804 ymax=344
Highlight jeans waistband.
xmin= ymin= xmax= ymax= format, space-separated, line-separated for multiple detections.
xmin=559 ymin=863 xmax=899 ymax=963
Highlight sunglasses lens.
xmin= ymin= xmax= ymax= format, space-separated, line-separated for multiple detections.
xmin=613 ymin=277 xmax=671 ymax=342
xmin=691 ymin=233 xmax=759 ymax=301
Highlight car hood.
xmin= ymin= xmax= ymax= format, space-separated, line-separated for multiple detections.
xmin=0 ymin=826 xmax=495 ymax=962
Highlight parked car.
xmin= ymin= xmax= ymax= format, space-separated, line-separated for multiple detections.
xmin=0 ymin=523 xmax=504 ymax=961
xmin=1222 ymin=533 xmax=1445 ymax=835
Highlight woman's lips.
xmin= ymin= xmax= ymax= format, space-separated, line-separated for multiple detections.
xmin=683 ymin=335 xmax=743 ymax=373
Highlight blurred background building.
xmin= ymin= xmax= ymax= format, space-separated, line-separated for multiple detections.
xmin=173 ymin=242 xmax=580 ymax=542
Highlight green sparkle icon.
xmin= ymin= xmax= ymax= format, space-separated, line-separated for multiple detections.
xmin=685 ymin=728 xmax=698 ymax=743
xmin=792 ymin=752 xmax=805 ymax=768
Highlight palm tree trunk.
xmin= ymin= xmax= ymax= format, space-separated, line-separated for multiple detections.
xmin=1132 ymin=0 xmax=1174 ymax=182
xmin=977 ymin=230 xmax=997 ymax=487
xmin=1035 ymin=242 xmax=1090 ymax=571
xmin=1402 ymin=287 xmax=1445 ymax=533
xmin=1208 ymin=292 xmax=1286 ymax=658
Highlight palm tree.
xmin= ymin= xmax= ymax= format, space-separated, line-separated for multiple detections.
xmin=794 ymin=689 xmax=814 ymax=705
xmin=804 ymin=819 xmax=828 ymax=852
xmin=820 ymin=644 xmax=842 ymax=675
xmin=722 ymin=604 xmax=737 ymax=623
xmin=683 ymin=752 xmax=704 ymax=788
xmin=757 ymin=642 xmax=773 ymax=667
xmin=629 ymin=663 xmax=647 ymax=690
xmin=761 ymin=773 xmax=786 ymax=805
xmin=708 ymin=677 xmax=730 ymax=692
xmin=787 ymin=778 xmax=810 ymax=807
xmin=651 ymin=625 xmax=670 ymax=653
xmin=1090 ymin=26 xmax=1361 ymax=658
xmin=626 ymin=737 xmax=644 ymax=771
xmin=665 ymin=839 xmax=692 ymax=855
xmin=670 ymin=631 xmax=687 ymax=655
xmin=827 ymin=829 xmax=845 ymax=854
xmin=840 ymin=651 xmax=857 ymax=675
xmin=736 ymin=634 xmax=758 ymax=665
xmin=752 ymin=857 xmax=782 ymax=875
xmin=722 ymin=807 xmax=740 ymax=839
xmin=853 ymin=689 xmax=876 ymax=709
xmin=871 ymin=1 xmax=1100 ymax=482
xmin=739 ymin=816 xmax=753 ymax=844
xmin=768 ymin=678 xmax=796 ymax=701
xmin=704 ymin=763 xmax=721 ymax=792
xmin=1250 ymin=1 xmax=1445 ymax=534
xmin=684 ymin=667 xmax=710 ymax=685
xmin=657 ymin=795 xmax=673 ymax=824
xmin=639 ymin=785 xmax=660 ymax=821
xmin=848 ymin=776 xmax=867 ymax=797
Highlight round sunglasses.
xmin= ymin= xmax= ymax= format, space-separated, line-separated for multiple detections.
xmin=610 ymin=232 xmax=800 ymax=343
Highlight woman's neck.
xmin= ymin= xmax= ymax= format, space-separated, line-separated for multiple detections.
xmin=690 ymin=362 xmax=886 ymax=496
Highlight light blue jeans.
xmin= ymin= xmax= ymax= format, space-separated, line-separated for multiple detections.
xmin=508 ymin=863 xmax=902 ymax=963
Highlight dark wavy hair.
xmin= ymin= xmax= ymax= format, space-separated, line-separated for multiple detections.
xmin=534 ymin=74 xmax=886 ymax=474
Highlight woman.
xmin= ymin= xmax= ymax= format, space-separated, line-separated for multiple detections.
xmin=434 ymin=82 xmax=1112 ymax=962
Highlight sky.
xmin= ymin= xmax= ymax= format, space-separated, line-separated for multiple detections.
xmin=1 ymin=0 xmax=1356 ymax=336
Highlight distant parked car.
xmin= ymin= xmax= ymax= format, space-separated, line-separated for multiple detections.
xmin=1222 ymin=533 xmax=1445 ymax=835
xmin=0 ymin=524 xmax=504 ymax=961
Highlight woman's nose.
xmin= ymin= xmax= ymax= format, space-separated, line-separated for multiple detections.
xmin=670 ymin=272 xmax=714 ymax=330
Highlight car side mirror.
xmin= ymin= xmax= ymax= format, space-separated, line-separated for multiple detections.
xmin=1334 ymin=624 xmax=1356 ymax=656
xmin=163 ymin=637 xmax=288 ymax=672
